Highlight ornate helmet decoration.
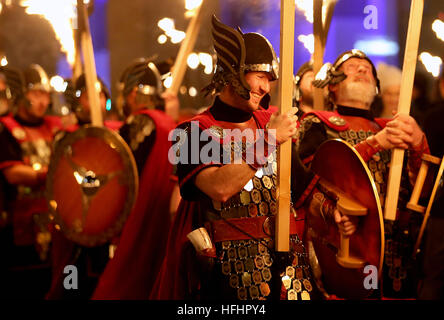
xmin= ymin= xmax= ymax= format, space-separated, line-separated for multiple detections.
xmin=204 ymin=15 xmax=279 ymax=108
xmin=312 ymin=49 xmax=380 ymax=94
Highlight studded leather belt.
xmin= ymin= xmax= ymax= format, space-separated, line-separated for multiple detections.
xmin=206 ymin=215 xmax=305 ymax=243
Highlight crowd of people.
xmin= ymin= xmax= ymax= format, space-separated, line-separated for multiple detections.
xmin=0 ymin=14 xmax=443 ymax=301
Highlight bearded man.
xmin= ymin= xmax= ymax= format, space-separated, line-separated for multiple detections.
xmin=292 ymin=49 xmax=430 ymax=299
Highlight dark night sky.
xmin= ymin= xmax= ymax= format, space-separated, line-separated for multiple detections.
xmin=0 ymin=0 xmax=443 ymax=109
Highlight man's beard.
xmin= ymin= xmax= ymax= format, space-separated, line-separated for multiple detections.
xmin=339 ymin=80 xmax=376 ymax=107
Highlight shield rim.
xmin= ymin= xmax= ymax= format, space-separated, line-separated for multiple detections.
xmin=46 ymin=125 xmax=139 ymax=247
xmin=308 ymin=138 xmax=385 ymax=296
xmin=320 ymin=139 xmax=385 ymax=275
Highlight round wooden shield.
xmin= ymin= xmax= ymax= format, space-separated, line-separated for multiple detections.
xmin=307 ymin=139 xmax=384 ymax=299
xmin=46 ymin=126 xmax=138 ymax=247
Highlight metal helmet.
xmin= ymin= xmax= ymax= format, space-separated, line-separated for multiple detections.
xmin=74 ymin=73 xmax=111 ymax=101
xmin=120 ymin=58 xmax=163 ymax=99
xmin=312 ymin=49 xmax=380 ymax=94
xmin=294 ymin=61 xmax=313 ymax=102
xmin=72 ymin=73 xmax=111 ymax=123
xmin=118 ymin=57 xmax=165 ymax=116
xmin=0 ymin=66 xmax=25 ymax=115
xmin=0 ymin=70 xmax=11 ymax=116
xmin=23 ymin=64 xmax=50 ymax=93
xmin=203 ymin=15 xmax=279 ymax=108
xmin=15 ymin=64 xmax=52 ymax=112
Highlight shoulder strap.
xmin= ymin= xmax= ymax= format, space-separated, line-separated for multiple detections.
xmin=302 ymin=110 xmax=349 ymax=131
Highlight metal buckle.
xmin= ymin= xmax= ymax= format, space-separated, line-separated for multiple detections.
xmin=262 ymin=216 xmax=275 ymax=237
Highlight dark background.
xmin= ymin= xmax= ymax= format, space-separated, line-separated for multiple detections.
xmin=0 ymin=0 xmax=442 ymax=112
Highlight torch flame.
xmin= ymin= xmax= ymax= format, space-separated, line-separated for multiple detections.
xmin=185 ymin=0 xmax=202 ymax=18
xmin=298 ymin=34 xmax=314 ymax=54
xmin=185 ymin=0 xmax=202 ymax=11
xmin=20 ymin=0 xmax=77 ymax=66
xmin=158 ymin=1 xmax=203 ymax=43
xmin=295 ymin=0 xmax=313 ymax=23
xmin=295 ymin=0 xmax=336 ymax=25
xmin=419 ymin=52 xmax=442 ymax=78
xmin=432 ymin=19 xmax=444 ymax=42
xmin=158 ymin=18 xmax=186 ymax=44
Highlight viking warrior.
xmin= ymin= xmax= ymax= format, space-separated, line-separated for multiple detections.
xmin=117 ymin=58 xmax=179 ymax=172
xmin=293 ymin=49 xmax=430 ymax=298
xmin=91 ymin=58 xmax=179 ymax=299
xmin=0 ymin=64 xmax=62 ymax=298
xmin=118 ymin=57 xmax=179 ymax=122
xmin=149 ymin=16 xmax=328 ymax=301
xmin=293 ymin=61 xmax=331 ymax=117
xmin=67 ymin=73 xmax=121 ymax=131
xmin=45 ymin=73 xmax=127 ymax=300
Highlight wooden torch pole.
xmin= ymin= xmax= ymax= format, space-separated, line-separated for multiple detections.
xmin=384 ymin=0 xmax=424 ymax=220
xmin=275 ymin=0 xmax=295 ymax=252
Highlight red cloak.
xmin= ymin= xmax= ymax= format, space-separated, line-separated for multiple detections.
xmin=91 ymin=110 xmax=176 ymax=299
